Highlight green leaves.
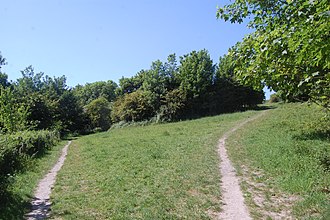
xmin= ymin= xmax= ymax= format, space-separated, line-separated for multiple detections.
xmin=178 ymin=49 xmax=214 ymax=99
xmin=0 ymin=86 xmax=29 ymax=133
xmin=85 ymin=97 xmax=112 ymax=131
xmin=217 ymin=0 xmax=330 ymax=109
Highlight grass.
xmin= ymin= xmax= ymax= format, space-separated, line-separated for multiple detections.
xmin=50 ymin=110 xmax=260 ymax=219
xmin=3 ymin=102 xmax=326 ymax=219
xmin=0 ymin=140 xmax=68 ymax=220
xmin=226 ymin=103 xmax=330 ymax=219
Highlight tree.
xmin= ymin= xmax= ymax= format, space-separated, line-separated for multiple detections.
xmin=85 ymin=97 xmax=112 ymax=131
xmin=13 ymin=68 xmax=87 ymax=134
xmin=212 ymin=54 xmax=264 ymax=113
xmin=0 ymin=52 xmax=7 ymax=72
xmin=111 ymin=90 xmax=155 ymax=123
xmin=74 ymin=80 xmax=118 ymax=106
xmin=0 ymin=86 xmax=29 ymax=133
xmin=0 ymin=73 xmax=10 ymax=88
xmin=217 ymin=0 xmax=330 ymax=109
xmin=0 ymin=53 xmax=10 ymax=88
xmin=58 ymin=90 xmax=86 ymax=134
xmin=157 ymin=89 xmax=186 ymax=121
xmin=178 ymin=49 xmax=215 ymax=99
xmin=117 ymin=72 xmax=145 ymax=95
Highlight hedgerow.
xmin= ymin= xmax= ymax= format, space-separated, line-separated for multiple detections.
xmin=0 ymin=130 xmax=59 ymax=195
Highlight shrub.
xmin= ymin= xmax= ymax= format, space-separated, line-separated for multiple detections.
xmin=111 ymin=90 xmax=156 ymax=123
xmin=157 ymin=89 xmax=186 ymax=122
xmin=0 ymin=130 xmax=59 ymax=195
xmin=84 ymin=97 xmax=112 ymax=131
xmin=269 ymin=93 xmax=282 ymax=103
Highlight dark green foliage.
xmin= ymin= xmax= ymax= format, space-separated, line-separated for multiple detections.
xmin=117 ymin=72 xmax=145 ymax=95
xmin=112 ymin=50 xmax=264 ymax=123
xmin=26 ymin=93 xmax=53 ymax=130
xmin=85 ymin=97 xmax=112 ymax=131
xmin=111 ymin=90 xmax=155 ymax=123
xmin=58 ymin=90 xmax=87 ymax=134
xmin=0 ymin=130 xmax=59 ymax=195
xmin=0 ymin=86 xmax=29 ymax=133
xmin=0 ymin=73 xmax=10 ymax=88
xmin=178 ymin=49 xmax=214 ymax=99
xmin=0 ymin=52 xmax=9 ymax=88
xmin=157 ymin=89 xmax=187 ymax=121
xmin=209 ymin=78 xmax=264 ymax=114
xmin=13 ymin=67 xmax=87 ymax=134
xmin=217 ymin=0 xmax=330 ymax=109
xmin=0 ymin=50 xmax=264 ymax=131
xmin=73 ymin=80 xmax=118 ymax=106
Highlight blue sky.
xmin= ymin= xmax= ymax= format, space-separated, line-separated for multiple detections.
xmin=2 ymin=0 xmax=272 ymax=98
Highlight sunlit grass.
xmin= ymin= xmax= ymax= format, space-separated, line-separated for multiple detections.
xmin=227 ymin=103 xmax=330 ymax=219
xmin=50 ymin=111 xmax=259 ymax=219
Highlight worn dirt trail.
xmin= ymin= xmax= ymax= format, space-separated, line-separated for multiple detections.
xmin=217 ymin=112 xmax=266 ymax=220
xmin=25 ymin=141 xmax=72 ymax=220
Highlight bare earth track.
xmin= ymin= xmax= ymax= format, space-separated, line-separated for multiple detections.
xmin=25 ymin=141 xmax=72 ymax=220
xmin=217 ymin=112 xmax=266 ymax=220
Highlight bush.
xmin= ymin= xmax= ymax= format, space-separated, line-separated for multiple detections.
xmin=269 ymin=93 xmax=282 ymax=103
xmin=111 ymin=90 xmax=156 ymax=123
xmin=0 ymin=130 xmax=59 ymax=195
xmin=157 ymin=89 xmax=186 ymax=122
xmin=84 ymin=97 xmax=112 ymax=131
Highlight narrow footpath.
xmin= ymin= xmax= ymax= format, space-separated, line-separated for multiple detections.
xmin=25 ymin=141 xmax=72 ymax=220
xmin=217 ymin=112 xmax=266 ymax=220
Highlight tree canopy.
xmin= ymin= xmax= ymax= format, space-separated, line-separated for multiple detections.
xmin=0 ymin=49 xmax=264 ymax=133
xmin=217 ymin=0 xmax=330 ymax=109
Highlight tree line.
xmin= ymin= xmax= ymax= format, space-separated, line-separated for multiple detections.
xmin=0 ymin=49 xmax=263 ymax=135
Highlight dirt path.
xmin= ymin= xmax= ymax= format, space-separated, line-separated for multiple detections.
xmin=217 ymin=112 xmax=266 ymax=220
xmin=25 ymin=141 xmax=72 ymax=220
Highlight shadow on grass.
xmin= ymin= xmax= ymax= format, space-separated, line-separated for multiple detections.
xmin=294 ymin=130 xmax=330 ymax=142
xmin=293 ymin=130 xmax=330 ymax=172
xmin=0 ymin=191 xmax=31 ymax=220
xmin=247 ymin=104 xmax=277 ymax=111
xmin=64 ymin=136 xmax=79 ymax=141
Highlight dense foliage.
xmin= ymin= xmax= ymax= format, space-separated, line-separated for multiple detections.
xmin=217 ymin=0 xmax=330 ymax=109
xmin=85 ymin=97 xmax=112 ymax=131
xmin=0 ymin=50 xmax=264 ymax=134
xmin=112 ymin=50 xmax=264 ymax=123
xmin=0 ymin=130 xmax=59 ymax=195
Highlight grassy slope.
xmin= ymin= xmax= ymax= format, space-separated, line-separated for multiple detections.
xmin=0 ymin=140 xmax=68 ymax=220
xmin=50 ymin=111 xmax=259 ymax=219
xmin=227 ymin=103 xmax=330 ymax=219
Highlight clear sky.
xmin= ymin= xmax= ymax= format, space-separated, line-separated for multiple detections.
xmin=2 ymin=0 xmax=272 ymax=98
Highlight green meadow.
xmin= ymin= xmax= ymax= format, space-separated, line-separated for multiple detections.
xmin=1 ymin=103 xmax=328 ymax=219
xmin=50 ymin=111 xmax=259 ymax=219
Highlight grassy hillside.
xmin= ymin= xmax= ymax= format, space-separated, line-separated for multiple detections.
xmin=50 ymin=110 xmax=259 ymax=219
xmin=227 ymin=103 xmax=330 ymax=219
xmin=4 ymin=102 xmax=327 ymax=219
